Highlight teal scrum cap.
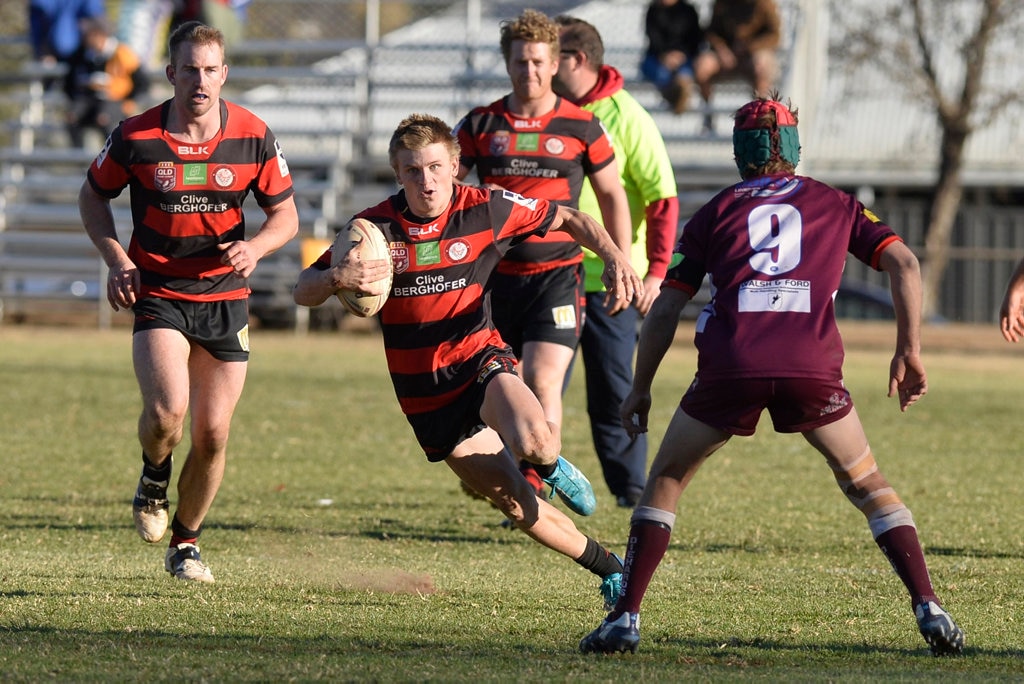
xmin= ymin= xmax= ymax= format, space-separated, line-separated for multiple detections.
xmin=732 ymin=99 xmax=800 ymax=174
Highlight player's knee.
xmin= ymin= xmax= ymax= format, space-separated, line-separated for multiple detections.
xmin=140 ymin=402 xmax=186 ymax=440
xmin=190 ymin=424 xmax=230 ymax=459
xmin=508 ymin=423 xmax=559 ymax=465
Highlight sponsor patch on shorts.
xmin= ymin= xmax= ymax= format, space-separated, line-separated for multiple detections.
xmin=552 ymin=304 xmax=577 ymax=329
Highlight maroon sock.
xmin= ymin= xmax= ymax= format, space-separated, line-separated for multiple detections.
xmin=611 ymin=519 xmax=672 ymax=618
xmin=875 ymin=525 xmax=938 ymax=606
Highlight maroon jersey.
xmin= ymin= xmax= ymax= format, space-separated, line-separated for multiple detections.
xmin=454 ymin=96 xmax=615 ymax=275
xmin=87 ymin=99 xmax=295 ymax=302
xmin=315 ymin=185 xmax=559 ymax=415
xmin=665 ymin=174 xmax=902 ymax=381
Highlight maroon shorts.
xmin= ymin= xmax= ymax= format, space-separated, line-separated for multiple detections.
xmin=680 ymin=376 xmax=854 ymax=436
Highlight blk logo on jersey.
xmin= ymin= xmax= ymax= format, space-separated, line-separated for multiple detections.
xmin=154 ymin=161 xmax=176 ymax=192
xmin=409 ymin=222 xmax=441 ymax=237
xmin=177 ymin=145 xmax=210 ymax=156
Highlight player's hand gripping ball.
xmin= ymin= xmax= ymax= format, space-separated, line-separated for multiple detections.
xmin=330 ymin=217 xmax=393 ymax=317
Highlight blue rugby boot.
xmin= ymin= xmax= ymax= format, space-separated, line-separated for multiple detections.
xmin=579 ymin=611 xmax=640 ymax=654
xmin=541 ymin=456 xmax=596 ymax=516
xmin=915 ymin=601 xmax=964 ymax=656
xmin=599 ymin=556 xmax=623 ymax=611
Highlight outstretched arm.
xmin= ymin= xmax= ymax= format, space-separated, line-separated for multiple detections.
xmin=622 ymin=286 xmax=690 ymax=436
xmin=589 ymin=162 xmax=634 ymax=314
xmin=551 ymin=205 xmax=642 ymax=308
xmin=999 ymin=256 xmax=1024 ymax=342
xmin=878 ymin=241 xmax=926 ymax=411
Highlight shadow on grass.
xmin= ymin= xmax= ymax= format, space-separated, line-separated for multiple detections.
xmin=665 ymin=540 xmax=1024 ymax=561
xmin=2 ymin=625 xmax=1021 ymax=662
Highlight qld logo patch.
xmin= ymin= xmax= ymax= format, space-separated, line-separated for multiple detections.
xmin=154 ymin=162 xmax=176 ymax=192
xmin=490 ymin=130 xmax=511 ymax=156
xmin=446 ymin=239 xmax=470 ymax=262
xmin=390 ymin=242 xmax=410 ymax=274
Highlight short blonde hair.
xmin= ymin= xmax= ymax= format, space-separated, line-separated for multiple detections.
xmin=388 ymin=114 xmax=460 ymax=171
xmin=500 ymin=9 xmax=560 ymax=64
xmin=168 ymin=21 xmax=225 ymax=66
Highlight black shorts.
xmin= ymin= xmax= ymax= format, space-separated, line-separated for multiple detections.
xmin=132 ymin=297 xmax=251 ymax=362
xmin=488 ymin=263 xmax=584 ymax=357
xmin=405 ymin=351 xmax=517 ymax=462
xmin=680 ymin=376 xmax=854 ymax=436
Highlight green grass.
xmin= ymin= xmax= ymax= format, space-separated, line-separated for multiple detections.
xmin=1 ymin=323 xmax=1022 ymax=682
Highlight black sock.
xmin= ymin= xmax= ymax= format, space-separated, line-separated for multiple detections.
xmin=170 ymin=514 xmax=202 ymax=545
xmin=142 ymin=452 xmax=172 ymax=484
xmin=575 ymin=536 xmax=623 ymax=577
xmin=533 ymin=461 xmax=556 ymax=479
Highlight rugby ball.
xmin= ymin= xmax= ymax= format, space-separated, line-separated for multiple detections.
xmin=330 ymin=218 xmax=393 ymax=317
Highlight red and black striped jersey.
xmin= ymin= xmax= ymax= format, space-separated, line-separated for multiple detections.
xmin=315 ymin=185 xmax=558 ymax=415
xmin=86 ymin=99 xmax=295 ymax=302
xmin=454 ymin=96 xmax=615 ymax=275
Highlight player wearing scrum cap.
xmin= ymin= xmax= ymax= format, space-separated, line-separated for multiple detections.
xmin=578 ymin=96 xmax=964 ymax=657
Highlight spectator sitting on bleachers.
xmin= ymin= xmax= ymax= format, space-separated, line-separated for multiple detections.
xmin=693 ymin=0 xmax=781 ymax=133
xmin=640 ymin=0 xmax=703 ymax=115
xmin=62 ymin=17 xmax=150 ymax=148
xmin=28 ymin=0 xmax=106 ymax=66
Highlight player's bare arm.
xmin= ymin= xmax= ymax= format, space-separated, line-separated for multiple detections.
xmin=878 ymin=241 xmax=927 ymax=411
xmin=219 ymin=196 xmax=299 ymax=278
xmin=552 ymin=205 xmax=642 ymax=307
xmin=589 ymin=162 xmax=634 ymax=314
xmin=622 ymin=287 xmax=690 ymax=436
xmin=293 ymin=255 xmax=390 ymax=307
xmin=998 ymin=257 xmax=1024 ymax=342
xmin=79 ymin=181 xmax=139 ymax=311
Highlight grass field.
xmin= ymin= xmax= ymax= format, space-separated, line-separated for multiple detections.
xmin=1 ymin=321 xmax=1022 ymax=681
